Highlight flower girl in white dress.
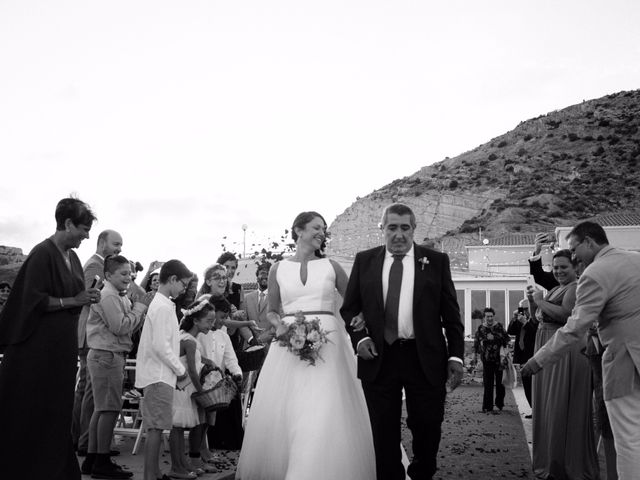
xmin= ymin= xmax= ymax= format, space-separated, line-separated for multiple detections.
xmin=236 ymin=212 xmax=375 ymax=480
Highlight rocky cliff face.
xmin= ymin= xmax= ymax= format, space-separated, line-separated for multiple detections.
xmin=0 ymin=246 xmax=26 ymax=283
xmin=328 ymin=89 xmax=640 ymax=261
xmin=327 ymin=190 xmax=502 ymax=257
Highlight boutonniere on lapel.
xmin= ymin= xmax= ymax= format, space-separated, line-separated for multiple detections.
xmin=418 ymin=256 xmax=430 ymax=270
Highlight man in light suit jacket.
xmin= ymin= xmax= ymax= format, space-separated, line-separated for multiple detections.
xmin=341 ymin=203 xmax=464 ymax=480
xmin=523 ymin=221 xmax=640 ymax=479
xmin=72 ymin=229 xmax=123 ymax=455
xmin=244 ymin=263 xmax=273 ymax=345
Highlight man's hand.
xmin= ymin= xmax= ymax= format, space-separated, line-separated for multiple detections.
xmin=521 ymin=358 xmax=542 ymax=377
xmin=356 ymin=338 xmax=378 ymax=360
xmin=447 ymin=360 xmax=464 ymax=392
xmin=176 ymin=371 xmax=189 ymax=382
xmin=350 ymin=314 xmax=366 ymax=332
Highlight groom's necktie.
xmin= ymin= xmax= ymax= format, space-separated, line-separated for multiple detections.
xmin=384 ymin=254 xmax=404 ymax=345
xmin=258 ymin=291 xmax=265 ymax=310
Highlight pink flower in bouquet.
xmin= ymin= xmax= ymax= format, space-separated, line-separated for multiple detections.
xmin=275 ymin=312 xmax=333 ymax=365
xmin=275 ymin=322 xmax=290 ymax=338
xmin=290 ymin=335 xmax=306 ymax=350
xmin=307 ymin=330 xmax=321 ymax=343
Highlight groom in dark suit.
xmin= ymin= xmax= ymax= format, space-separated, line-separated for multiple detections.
xmin=341 ymin=203 xmax=464 ymax=480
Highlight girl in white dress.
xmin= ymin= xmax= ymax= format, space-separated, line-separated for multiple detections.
xmin=236 ymin=212 xmax=376 ymax=480
xmin=169 ymin=298 xmax=216 ymax=479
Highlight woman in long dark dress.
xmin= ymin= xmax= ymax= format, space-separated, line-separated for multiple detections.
xmin=527 ymin=249 xmax=598 ymax=479
xmin=0 ymin=197 xmax=100 ymax=480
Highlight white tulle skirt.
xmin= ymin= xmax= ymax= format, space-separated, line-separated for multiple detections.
xmin=172 ymin=382 xmax=199 ymax=429
xmin=235 ymin=314 xmax=376 ymax=480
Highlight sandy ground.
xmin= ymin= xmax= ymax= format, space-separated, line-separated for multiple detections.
xmin=99 ymin=384 xmax=535 ymax=480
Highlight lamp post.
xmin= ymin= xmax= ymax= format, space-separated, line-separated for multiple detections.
xmin=242 ymin=224 xmax=248 ymax=259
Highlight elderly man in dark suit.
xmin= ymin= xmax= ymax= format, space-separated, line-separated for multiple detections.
xmin=341 ymin=203 xmax=464 ymax=480
xmin=72 ymin=229 xmax=123 ymax=456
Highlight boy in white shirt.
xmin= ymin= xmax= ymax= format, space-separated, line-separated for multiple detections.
xmin=136 ymin=260 xmax=193 ymax=480
xmin=196 ymin=296 xmax=243 ymax=462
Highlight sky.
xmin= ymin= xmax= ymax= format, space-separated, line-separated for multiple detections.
xmin=2 ymin=0 xmax=640 ymax=279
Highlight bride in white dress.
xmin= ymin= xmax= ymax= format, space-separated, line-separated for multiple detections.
xmin=235 ymin=211 xmax=376 ymax=480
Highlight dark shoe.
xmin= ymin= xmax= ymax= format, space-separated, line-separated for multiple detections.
xmin=525 ymin=414 xmax=532 ymax=419
xmin=91 ymin=460 xmax=132 ymax=479
xmin=481 ymin=409 xmax=492 ymax=413
xmin=77 ymin=449 xmax=88 ymax=457
xmin=109 ymin=449 xmax=120 ymax=456
xmin=81 ymin=453 xmax=96 ymax=474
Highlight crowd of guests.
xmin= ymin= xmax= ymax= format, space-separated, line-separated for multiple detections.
xmin=0 ymin=197 xmax=272 ymax=480
xmin=1 ymin=197 xmax=640 ymax=480
xmin=472 ymin=225 xmax=640 ymax=480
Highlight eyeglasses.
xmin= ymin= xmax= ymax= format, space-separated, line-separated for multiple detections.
xmin=210 ymin=274 xmax=227 ymax=282
xmin=569 ymin=239 xmax=585 ymax=255
xmin=178 ymin=279 xmax=190 ymax=289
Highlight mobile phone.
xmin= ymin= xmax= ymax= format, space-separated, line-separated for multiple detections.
xmin=517 ymin=307 xmax=525 ymax=314
xmin=90 ymin=275 xmax=100 ymax=289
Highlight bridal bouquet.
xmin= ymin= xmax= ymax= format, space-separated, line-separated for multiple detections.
xmin=275 ymin=311 xmax=332 ymax=366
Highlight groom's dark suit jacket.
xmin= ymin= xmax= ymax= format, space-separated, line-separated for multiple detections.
xmin=341 ymin=244 xmax=464 ymax=387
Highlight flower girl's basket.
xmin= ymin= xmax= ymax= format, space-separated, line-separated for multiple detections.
xmin=192 ymin=375 xmax=238 ymax=411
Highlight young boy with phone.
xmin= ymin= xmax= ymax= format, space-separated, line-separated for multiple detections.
xmin=82 ymin=255 xmax=154 ymax=478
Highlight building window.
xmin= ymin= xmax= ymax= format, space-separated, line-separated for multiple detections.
xmin=490 ymin=290 xmax=506 ymax=326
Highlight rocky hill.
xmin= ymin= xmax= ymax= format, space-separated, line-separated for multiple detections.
xmin=0 ymin=246 xmax=26 ymax=284
xmin=328 ymin=89 xmax=640 ymax=262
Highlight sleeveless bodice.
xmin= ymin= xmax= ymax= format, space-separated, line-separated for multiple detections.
xmin=277 ymin=259 xmax=336 ymax=314
xmin=179 ymin=331 xmax=203 ymax=374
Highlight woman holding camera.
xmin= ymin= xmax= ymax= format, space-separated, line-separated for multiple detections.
xmin=527 ymin=249 xmax=598 ymax=479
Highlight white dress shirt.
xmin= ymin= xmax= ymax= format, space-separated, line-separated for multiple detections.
xmin=197 ymin=329 xmax=242 ymax=377
xmin=382 ymin=246 xmax=415 ymax=339
xmin=135 ymin=292 xmax=186 ymax=389
xmin=357 ymin=245 xmax=463 ymax=365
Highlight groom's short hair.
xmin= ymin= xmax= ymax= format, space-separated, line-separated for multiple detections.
xmin=380 ymin=203 xmax=416 ymax=228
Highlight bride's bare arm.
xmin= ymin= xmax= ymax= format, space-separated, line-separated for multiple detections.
xmin=330 ymin=258 xmax=365 ymax=331
xmin=266 ymin=262 xmax=283 ymax=328
xmin=329 ymin=259 xmax=349 ymax=297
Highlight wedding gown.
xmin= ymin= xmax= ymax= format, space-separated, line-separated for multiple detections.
xmin=235 ymin=258 xmax=376 ymax=480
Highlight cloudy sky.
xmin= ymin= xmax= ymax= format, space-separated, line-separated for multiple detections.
xmin=1 ymin=0 xmax=639 ymax=278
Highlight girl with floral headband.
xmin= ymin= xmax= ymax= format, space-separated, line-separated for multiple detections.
xmin=168 ymin=297 xmax=219 ymax=478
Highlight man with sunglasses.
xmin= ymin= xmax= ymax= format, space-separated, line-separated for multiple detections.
xmin=523 ymin=221 xmax=640 ymax=479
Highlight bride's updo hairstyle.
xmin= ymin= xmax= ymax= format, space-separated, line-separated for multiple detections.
xmin=291 ymin=211 xmax=327 ymax=258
